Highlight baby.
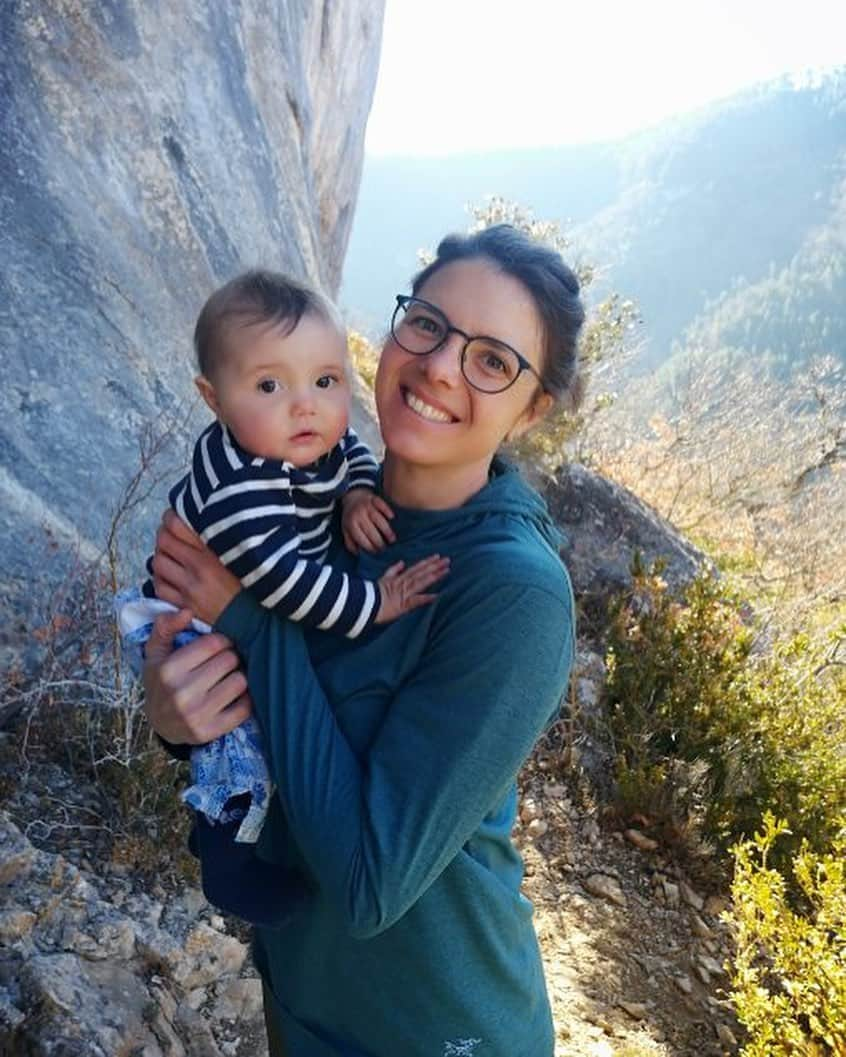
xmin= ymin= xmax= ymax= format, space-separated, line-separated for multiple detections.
xmin=117 ymin=269 xmax=447 ymax=926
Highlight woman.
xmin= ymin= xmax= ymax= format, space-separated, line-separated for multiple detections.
xmin=144 ymin=224 xmax=585 ymax=1057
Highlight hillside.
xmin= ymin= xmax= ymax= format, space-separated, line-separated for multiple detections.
xmin=343 ymin=68 xmax=846 ymax=375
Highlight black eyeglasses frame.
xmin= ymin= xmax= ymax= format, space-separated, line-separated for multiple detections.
xmin=391 ymin=294 xmax=545 ymax=395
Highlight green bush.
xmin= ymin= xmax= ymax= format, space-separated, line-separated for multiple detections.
xmin=603 ymin=562 xmax=846 ymax=872
xmin=727 ymin=813 xmax=846 ymax=1056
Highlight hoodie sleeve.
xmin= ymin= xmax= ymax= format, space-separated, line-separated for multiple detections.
xmin=215 ymin=571 xmax=574 ymax=939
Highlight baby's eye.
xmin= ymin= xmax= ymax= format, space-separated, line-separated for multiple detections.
xmin=257 ymin=379 xmax=279 ymax=394
xmin=316 ymin=374 xmax=339 ymax=389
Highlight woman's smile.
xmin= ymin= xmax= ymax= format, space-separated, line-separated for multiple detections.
xmin=401 ymin=385 xmax=458 ymax=424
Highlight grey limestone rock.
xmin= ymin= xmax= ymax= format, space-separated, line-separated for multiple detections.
xmin=0 ymin=1 xmax=385 ymax=663
xmin=0 ymin=810 xmax=264 ymax=1057
xmin=538 ymin=462 xmax=708 ymax=617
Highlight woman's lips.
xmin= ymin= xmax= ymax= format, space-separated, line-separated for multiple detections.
xmin=400 ymin=386 xmax=457 ymax=424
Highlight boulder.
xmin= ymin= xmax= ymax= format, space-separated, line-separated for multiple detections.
xmin=538 ymin=462 xmax=708 ymax=616
xmin=0 ymin=811 xmax=263 ymax=1057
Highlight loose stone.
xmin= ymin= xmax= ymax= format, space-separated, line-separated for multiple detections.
xmin=625 ymin=828 xmax=658 ymax=852
xmin=680 ymin=880 xmax=705 ymax=911
xmin=583 ymin=873 xmax=627 ymax=907
xmin=618 ymin=1000 xmax=649 ymax=1019
xmin=674 ymin=974 xmax=694 ymax=996
xmin=690 ymin=912 xmax=713 ymax=938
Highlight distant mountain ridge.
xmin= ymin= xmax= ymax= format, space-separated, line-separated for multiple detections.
xmin=342 ymin=69 xmax=846 ymax=375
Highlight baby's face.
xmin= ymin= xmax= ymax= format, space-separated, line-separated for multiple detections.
xmin=198 ymin=313 xmax=352 ymax=465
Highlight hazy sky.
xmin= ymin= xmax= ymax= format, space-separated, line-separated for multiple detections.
xmin=365 ymin=0 xmax=845 ymax=156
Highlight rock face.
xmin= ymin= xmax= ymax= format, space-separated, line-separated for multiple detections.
xmin=538 ymin=463 xmax=707 ymax=617
xmin=0 ymin=1 xmax=385 ymax=660
xmin=0 ymin=811 xmax=265 ymax=1057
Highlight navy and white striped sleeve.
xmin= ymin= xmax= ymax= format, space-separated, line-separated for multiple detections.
xmin=340 ymin=427 xmax=380 ymax=491
xmin=171 ymin=427 xmax=381 ymax=637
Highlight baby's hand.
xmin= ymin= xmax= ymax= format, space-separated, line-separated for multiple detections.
xmin=375 ymin=556 xmax=450 ymax=624
xmin=342 ymin=488 xmax=396 ymax=554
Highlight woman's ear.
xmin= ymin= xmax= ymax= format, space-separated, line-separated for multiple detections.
xmin=194 ymin=375 xmax=222 ymax=418
xmin=506 ymin=391 xmax=554 ymax=442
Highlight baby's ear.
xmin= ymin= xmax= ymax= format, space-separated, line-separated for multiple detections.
xmin=194 ymin=375 xmax=222 ymax=417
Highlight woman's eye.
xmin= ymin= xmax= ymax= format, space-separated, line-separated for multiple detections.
xmin=258 ymin=379 xmax=279 ymax=393
xmin=483 ymin=352 xmax=507 ymax=373
xmin=316 ymin=374 xmax=338 ymax=389
xmin=410 ymin=313 xmax=443 ymax=337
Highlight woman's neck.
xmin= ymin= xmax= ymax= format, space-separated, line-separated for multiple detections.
xmin=382 ymin=453 xmax=492 ymax=511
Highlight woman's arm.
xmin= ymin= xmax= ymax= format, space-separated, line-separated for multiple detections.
xmin=216 ymin=572 xmax=574 ymax=940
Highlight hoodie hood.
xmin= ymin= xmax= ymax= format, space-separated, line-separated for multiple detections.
xmin=378 ymin=457 xmax=565 ymax=560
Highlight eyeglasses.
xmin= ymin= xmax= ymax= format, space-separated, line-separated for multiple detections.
xmin=390 ymin=295 xmax=544 ymax=395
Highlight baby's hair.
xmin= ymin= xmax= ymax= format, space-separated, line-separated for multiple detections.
xmin=194 ymin=269 xmax=342 ymax=378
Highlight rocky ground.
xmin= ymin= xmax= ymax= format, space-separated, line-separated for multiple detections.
xmin=0 ymin=643 xmax=743 ymax=1057
xmin=517 ymin=777 xmax=740 ymax=1057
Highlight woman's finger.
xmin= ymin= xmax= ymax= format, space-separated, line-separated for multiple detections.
xmin=144 ymin=609 xmax=195 ymax=665
xmin=201 ymin=693 xmax=253 ymax=741
xmin=198 ymin=669 xmax=250 ymax=724
xmin=162 ymin=508 xmax=204 ymax=546
xmin=156 ymin=633 xmax=241 ymax=688
xmin=382 ymin=561 xmax=406 ymax=579
xmin=155 ymin=523 xmax=202 ymax=567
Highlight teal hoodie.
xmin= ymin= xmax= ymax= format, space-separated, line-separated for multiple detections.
xmin=216 ymin=459 xmax=575 ymax=1057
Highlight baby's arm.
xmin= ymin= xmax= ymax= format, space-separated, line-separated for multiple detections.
xmin=338 ymin=427 xmax=396 ymax=554
xmin=187 ymin=461 xmax=445 ymax=636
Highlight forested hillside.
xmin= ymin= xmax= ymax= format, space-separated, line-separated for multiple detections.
xmin=344 ymin=68 xmax=846 ymax=378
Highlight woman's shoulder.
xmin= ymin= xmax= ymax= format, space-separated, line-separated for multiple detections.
xmin=460 ymin=529 xmax=572 ymax=603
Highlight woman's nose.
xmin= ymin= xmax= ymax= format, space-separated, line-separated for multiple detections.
xmin=421 ymin=332 xmax=464 ymax=387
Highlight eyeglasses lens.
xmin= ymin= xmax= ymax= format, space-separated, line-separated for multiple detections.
xmin=392 ymin=301 xmax=446 ymax=354
xmin=462 ymin=340 xmax=521 ymax=393
xmin=392 ymin=299 xmax=520 ymax=393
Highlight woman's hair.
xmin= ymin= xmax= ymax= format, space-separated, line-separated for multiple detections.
xmin=194 ymin=269 xmax=341 ymax=378
xmin=410 ymin=225 xmax=585 ymax=405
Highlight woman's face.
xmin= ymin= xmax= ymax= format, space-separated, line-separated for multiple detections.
xmin=374 ymin=257 xmax=551 ymax=474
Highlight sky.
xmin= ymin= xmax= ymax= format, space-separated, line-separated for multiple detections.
xmin=365 ymin=0 xmax=845 ymax=156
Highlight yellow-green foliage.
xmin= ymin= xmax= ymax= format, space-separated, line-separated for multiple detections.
xmin=604 ymin=563 xmax=846 ymax=870
xmin=727 ymin=813 xmax=846 ymax=1056
xmin=348 ymin=329 xmax=380 ymax=391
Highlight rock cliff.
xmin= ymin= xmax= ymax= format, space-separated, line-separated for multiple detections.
xmin=0 ymin=1 xmax=385 ymax=662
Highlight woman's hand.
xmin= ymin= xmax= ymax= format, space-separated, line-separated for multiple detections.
xmin=143 ymin=608 xmax=252 ymax=745
xmin=151 ymin=510 xmax=242 ymax=626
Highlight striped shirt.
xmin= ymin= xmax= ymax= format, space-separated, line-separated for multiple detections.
xmin=145 ymin=421 xmax=381 ymax=637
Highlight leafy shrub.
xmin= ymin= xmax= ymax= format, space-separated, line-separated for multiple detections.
xmin=603 ymin=562 xmax=846 ymax=872
xmin=348 ymin=329 xmax=381 ymax=391
xmin=727 ymin=813 xmax=846 ymax=1056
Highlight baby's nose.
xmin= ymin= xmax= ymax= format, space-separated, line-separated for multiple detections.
xmin=290 ymin=389 xmax=316 ymax=414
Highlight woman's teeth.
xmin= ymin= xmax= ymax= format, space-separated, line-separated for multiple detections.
xmin=404 ymin=390 xmax=452 ymax=423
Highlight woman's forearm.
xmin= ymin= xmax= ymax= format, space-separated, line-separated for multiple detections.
xmin=216 ymin=578 xmax=574 ymax=939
